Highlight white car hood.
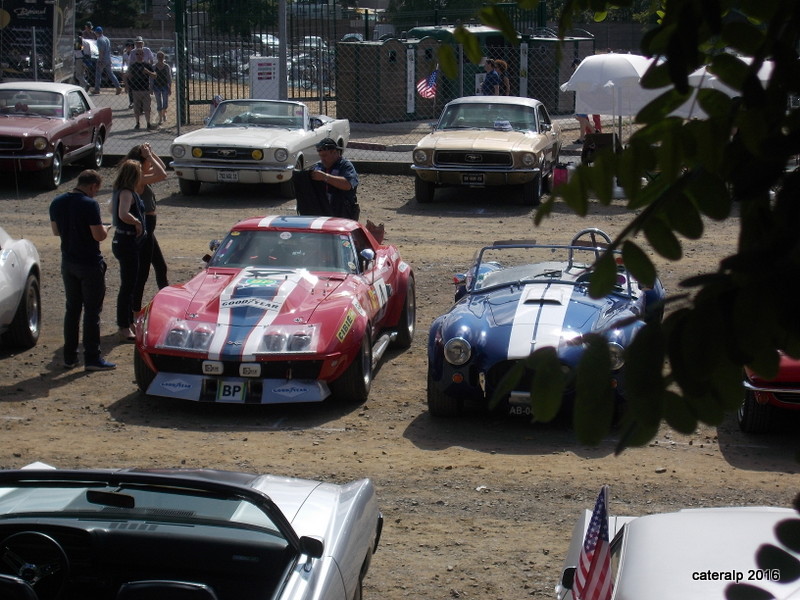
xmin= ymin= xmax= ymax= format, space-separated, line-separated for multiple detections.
xmin=173 ymin=126 xmax=304 ymax=148
xmin=417 ymin=130 xmax=544 ymax=153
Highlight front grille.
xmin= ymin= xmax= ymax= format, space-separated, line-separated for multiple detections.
xmin=198 ymin=147 xmax=258 ymax=160
xmin=774 ymin=391 xmax=800 ymax=405
xmin=486 ymin=360 xmax=575 ymax=396
xmin=0 ymin=136 xmax=24 ymax=151
xmin=434 ymin=150 xmax=512 ymax=167
xmin=150 ymin=354 xmax=323 ymax=379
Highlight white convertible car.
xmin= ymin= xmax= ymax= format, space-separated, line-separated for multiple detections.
xmin=170 ymin=99 xmax=350 ymax=197
xmin=0 ymin=226 xmax=40 ymax=349
xmin=556 ymin=505 xmax=800 ymax=600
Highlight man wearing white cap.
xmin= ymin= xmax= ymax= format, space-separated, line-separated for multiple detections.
xmin=132 ymin=36 xmax=155 ymax=65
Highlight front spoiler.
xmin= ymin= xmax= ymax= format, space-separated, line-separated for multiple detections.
xmin=146 ymin=372 xmax=331 ymax=403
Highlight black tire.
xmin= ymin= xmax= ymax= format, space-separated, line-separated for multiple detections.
xmin=41 ymin=147 xmax=63 ymax=190
xmin=331 ymin=332 xmax=373 ymax=403
xmin=738 ymin=389 xmax=772 ymax=433
xmin=134 ymin=350 xmax=156 ymax=394
xmin=83 ymin=131 xmax=104 ymax=168
xmin=3 ymin=274 xmax=40 ymax=349
xmin=521 ymin=174 xmax=542 ymax=207
xmin=415 ymin=176 xmax=435 ymax=203
xmin=391 ymin=276 xmax=416 ymax=349
xmin=178 ymin=178 xmax=201 ymax=196
xmin=427 ymin=370 xmax=461 ymax=417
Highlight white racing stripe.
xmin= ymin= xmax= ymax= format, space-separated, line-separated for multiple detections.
xmin=507 ymin=284 xmax=572 ymax=359
xmin=241 ymin=276 xmax=301 ymax=359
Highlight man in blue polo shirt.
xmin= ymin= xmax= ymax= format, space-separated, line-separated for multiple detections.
xmin=49 ymin=170 xmax=116 ymax=371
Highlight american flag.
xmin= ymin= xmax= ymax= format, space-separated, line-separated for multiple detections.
xmin=574 ymin=486 xmax=613 ymax=600
xmin=416 ymin=69 xmax=438 ymax=99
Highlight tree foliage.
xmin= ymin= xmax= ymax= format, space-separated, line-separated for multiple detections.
xmin=79 ymin=0 xmax=143 ymax=28
xmin=449 ymin=0 xmax=800 ymax=455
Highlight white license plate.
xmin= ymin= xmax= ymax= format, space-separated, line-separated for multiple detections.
xmin=462 ymin=173 xmax=484 ymax=185
xmin=216 ymin=380 xmax=246 ymax=402
xmin=217 ymin=171 xmax=239 ymax=183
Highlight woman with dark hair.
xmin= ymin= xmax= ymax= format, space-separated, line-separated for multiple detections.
xmin=126 ymin=143 xmax=169 ymax=314
xmin=494 ymin=59 xmax=511 ymax=96
xmin=111 ymin=160 xmax=145 ymax=342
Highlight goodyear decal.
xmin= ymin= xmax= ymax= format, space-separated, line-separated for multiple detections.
xmin=220 ymin=297 xmax=282 ymax=311
xmin=336 ymin=309 xmax=357 ymax=342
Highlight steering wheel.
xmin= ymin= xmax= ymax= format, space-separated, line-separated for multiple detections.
xmin=0 ymin=531 xmax=70 ymax=600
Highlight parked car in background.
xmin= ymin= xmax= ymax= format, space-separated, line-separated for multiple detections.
xmin=298 ymin=35 xmax=328 ymax=51
xmin=169 ymin=99 xmax=349 ymax=197
xmin=253 ymin=33 xmax=281 ymax=54
xmin=426 ymin=229 xmax=664 ymax=417
xmin=134 ymin=215 xmax=416 ymax=405
xmin=0 ymin=462 xmax=383 ymax=600
xmin=0 ymin=226 xmax=40 ymax=349
xmin=740 ymin=354 xmax=800 ymax=432
xmin=556 ymin=505 xmax=799 ymax=600
xmin=411 ymin=96 xmax=561 ymax=205
xmin=0 ymin=82 xmax=111 ymax=189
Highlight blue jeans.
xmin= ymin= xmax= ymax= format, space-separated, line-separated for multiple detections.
xmin=94 ymin=61 xmax=120 ymax=91
xmin=153 ymin=86 xmax=169 ymax=112
xmin=112 ymin=233 xmax=142 ymax=328
xmin=61 ymin=259 xmax=107 ymax=363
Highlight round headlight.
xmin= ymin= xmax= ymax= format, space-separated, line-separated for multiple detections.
xmin=274 ymin=148 xmax=289 ymax=162
xmin=191 ymin=147 xmax=203 ymax=158
xmin=608 ymin=342 xmax=625 ymax=371
xmin=251 ymin=149 xmax=264 ymax=160
xmin=413 ymin=149 xmax=428 ymax=164
xmin=33 ymin=137 xmax=48 ymax=151
xmin=522 ymin=153 xmax=536 ymax=167
xmin=444 ymin=337 xmax=471 ymax=366
xmin=172 ymin=145 xmax=185 ymax=158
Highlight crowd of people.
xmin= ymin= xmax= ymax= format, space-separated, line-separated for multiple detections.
xmin=49 ymin=142 xmax=170 ymax=371
xmin=74 ymin=23 xmax=172 ymax=130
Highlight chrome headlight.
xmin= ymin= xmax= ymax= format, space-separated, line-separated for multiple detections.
xmin=172 ymin=145 xmax=186 ymax=158
xmin=444 ymin=337 xmax=471 ymax=366
xmin=413 ymin=149 xmax=428 ymax=164
xmin=33 ymin=137 xmax=48 ymax=150
xmin=258 ymin=324 xmax=319 ymax=354
xmin=274 ymin=148 xmax=289 ymax=162
xmin=521 ymin=153 xmax=536 ymax=167
xmin=158 ymin=319 xmax=217 ymax=352
xmin=608 ymin=342 xmax=625 ymax=371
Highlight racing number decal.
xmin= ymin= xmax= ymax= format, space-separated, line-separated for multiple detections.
xmin=372 ymin=279 xmax=389 ymax=321
xmin=337 ymin=309 xmax=357 ymax=342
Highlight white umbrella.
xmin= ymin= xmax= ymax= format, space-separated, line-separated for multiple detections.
xmin=560 ymin=53 xmax=661 ymax=138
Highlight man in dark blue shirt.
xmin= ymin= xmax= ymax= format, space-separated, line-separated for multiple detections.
xmin=308 ymin=137 xmax=360 ymax=220
xmin=49 ymin=170 xmax=116 ymax=371
xmin=481 ymin=59 xmax=500 ymax=96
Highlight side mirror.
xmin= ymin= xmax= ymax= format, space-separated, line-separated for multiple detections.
xmin=359 ymin=248 xmax=375 ymax=272
xmin=561 ymin=566 xmax=576 ymax=590
xmin=541 ymin=122 xmax=552 ymax=132
xmin=299 ymin=535 xmax=324 ymax=559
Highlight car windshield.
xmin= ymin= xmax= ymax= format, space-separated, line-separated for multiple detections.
xmin=0 ymin=90 xmax=64 ymax=117
xmin=0 ymin=480 xmax=285 ymax=539
xmin=438 ymin=102 xmax=537 ymax=132
xmin=469 ymin=243 xmax=632 ymax=295
xmin=210 ymin=229 xmax=356 ymax=273
xmin=208 ymin=100 xmax=304 ymax=128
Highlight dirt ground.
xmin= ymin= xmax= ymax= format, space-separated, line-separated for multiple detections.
xmin=2 ymin=169 xmax=799 ymax=599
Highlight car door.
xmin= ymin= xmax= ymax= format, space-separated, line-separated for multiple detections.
xmin=63 ymin=90 xmax=94 ymax=156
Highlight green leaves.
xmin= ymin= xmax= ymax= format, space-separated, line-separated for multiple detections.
xmin=573 ymin=335 xmax=616 ymax=445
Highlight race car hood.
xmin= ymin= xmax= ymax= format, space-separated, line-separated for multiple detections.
xmin=417 ymin=129 xmax=550 ymax=153
xmin=172 ymin=126 xmax=305 ymax=149
xmin=152 ymin=267 xmax=347 ymax=360
xmin=471 ymin=282 xmax=609 ymax=359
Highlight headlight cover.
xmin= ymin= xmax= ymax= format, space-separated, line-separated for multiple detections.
xmin=444 ymin=337 xmax=471 ymax=366
xmin=608 ymin=342 xmax=625 ymax=371
xmin=171 ymin=145 xmax=185 ymax=158
xmin=191 ymin=147 xmax=203 ymax=158
xmin=274 ymin=148 xmax=289 ymax=162
xmin=413 ymin=149 xmax=428 ymax=164
xmin=33 ymin=137 xmax=48 ymax=150
xmin=521 ymin=153 xmax=537 ymax=167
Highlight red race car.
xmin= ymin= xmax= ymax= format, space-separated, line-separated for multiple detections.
xmin=740 ymin=353 xmax=800 ymax=432
xmin=134 ymin=215 xmax=416 ymax=405
xmin=0 ymin=82 xmax=112 ymax=189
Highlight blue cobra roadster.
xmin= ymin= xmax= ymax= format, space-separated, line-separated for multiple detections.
xmin=426 ymin=229 xmax=665 ymax=417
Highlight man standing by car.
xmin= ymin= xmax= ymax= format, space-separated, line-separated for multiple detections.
xmin=92 ymin=26 xmax=122 ymax=95
xmin=307 ymin=138 xmax=360 ymax=219
xmin=49 ymin=170 xmax=116 ymax=372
